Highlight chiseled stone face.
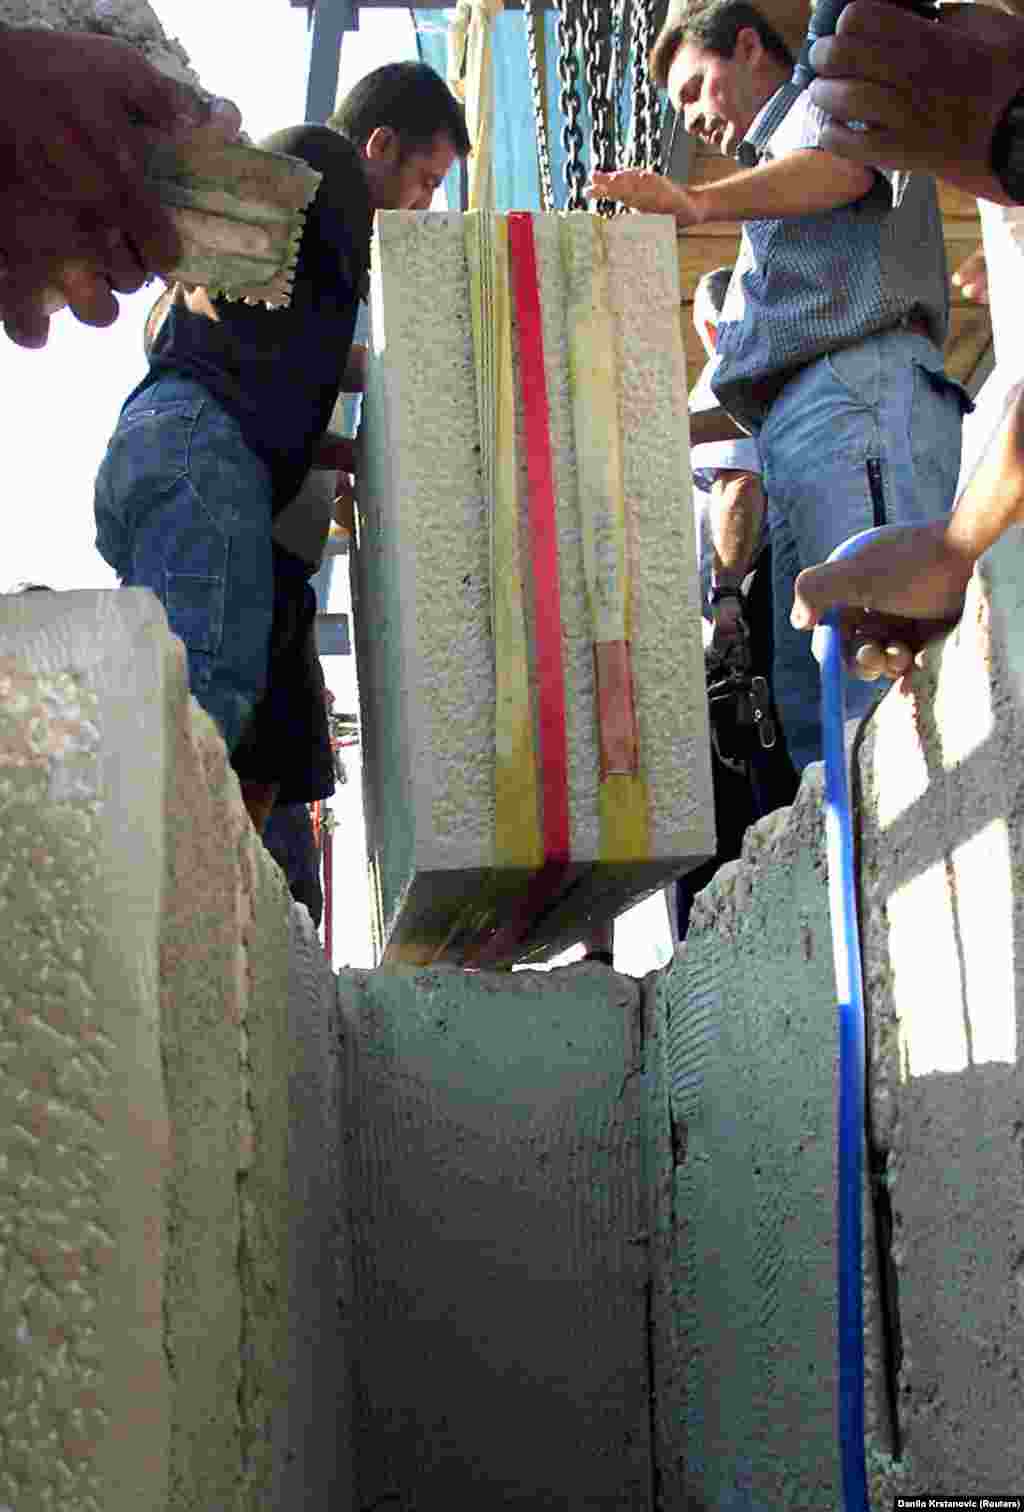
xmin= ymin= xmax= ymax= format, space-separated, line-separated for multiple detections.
xmin=355 ymin=210 xmax=714 ymax=965
xmin=0 ymin=0 xmax=199 ymax=87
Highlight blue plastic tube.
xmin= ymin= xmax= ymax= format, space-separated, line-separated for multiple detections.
xmin=811 ymin=528 xmax=883 ymax=1512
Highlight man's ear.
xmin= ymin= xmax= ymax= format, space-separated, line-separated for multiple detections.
xmin=364 ymin=124 xmax=399 ymax=163
xmin=734 ymin=25 xmax=763 ymax=68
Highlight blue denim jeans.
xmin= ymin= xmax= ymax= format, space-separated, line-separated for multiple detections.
xmin=760 ymin=328 xmax=970 ymax=770
xmin=94 ymin=377 xmax=275 ymax=752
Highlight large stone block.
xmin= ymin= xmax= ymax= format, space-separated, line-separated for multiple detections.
xmin=354 ymin=209 xmax=713 ymax=966
xmin=856 ymin=526 xmax=1024 ymax=1498
xmin=647 ymin=773 xmax=892 ymax=1509
xmin=0 ymin=590 xmax=349 ymax=1512
xmin=338 ymin=960 xmax=651 ymax=1509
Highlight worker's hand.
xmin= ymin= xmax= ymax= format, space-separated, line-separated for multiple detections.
xmin=0 ymin=28 xmax=241 ymax=347
xmin=808 ymin=1 xmax=1024 ymax=203
xmin=0 ymin=198 xmax=158 ymax=346
xmin=585 ymin=169 xmax=704 ymax=226
xmin=790 ymin=521 xmax=973 ymax=683
xmin=709 ymin=591 xmax=747 ymax=653
xmin=952 ymin=245 xmax=988 ymax=306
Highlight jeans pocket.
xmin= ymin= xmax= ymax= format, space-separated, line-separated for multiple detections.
xmin=95 ymin=399 xmax=204 ymax=558
xmin=165 ymin=571 xmax=226 ymax=661
xmin=823 ymin=341 xmax=882 ymax=410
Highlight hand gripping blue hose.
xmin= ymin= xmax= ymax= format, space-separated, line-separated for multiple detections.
xmin=811 ymin=528 xmax=884 ymax=1512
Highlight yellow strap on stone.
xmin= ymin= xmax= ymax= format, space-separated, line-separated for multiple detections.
xmin=560 ymin=213 xmax=650 ymax=863
xmin=465 ymin=211 xmax=542 ymax=872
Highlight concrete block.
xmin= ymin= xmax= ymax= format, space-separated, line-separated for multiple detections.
xmin=354 ymin=210 xmax=713 ymax=966
xmin=0 ymin=0 xmax=199 ymax=87
xmin=856 ymin=526 xmax=1024 ymax=1497
xmin=0 ymin=590 xmax=350 ymax=1511
xmin=338 ymin=960 xmax=652 ymax=1510
xmin=648 ymin=772 xmax=890 ymax=1509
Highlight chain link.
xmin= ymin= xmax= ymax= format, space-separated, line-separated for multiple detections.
xmin=525 ymin=0 xmax=555 ymax=212
xmin=556 ymin=0 xmax=587 ymax=209
xmin=581 ymin=0 xmax=616 ymax=214
xmin=628 ymin=0 xmax=649 ymax=170
xmin=642 ymin=0 xmax=662 ymax=173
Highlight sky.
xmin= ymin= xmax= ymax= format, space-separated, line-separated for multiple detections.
xmin=1 ymin=0 xmax=673 ymax=972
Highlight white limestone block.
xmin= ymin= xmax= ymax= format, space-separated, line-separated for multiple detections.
xmin=355 ymin=210 xmax=713 ymax=964
xmin=0 ymin=590 xmax=350 ymax=1512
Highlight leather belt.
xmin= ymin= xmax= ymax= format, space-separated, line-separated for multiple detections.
xmin=747 ymin=314 xmax=933 ymax=417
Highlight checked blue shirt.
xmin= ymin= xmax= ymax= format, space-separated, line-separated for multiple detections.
xmin=710 ymin=83 xmax=951 ymax=434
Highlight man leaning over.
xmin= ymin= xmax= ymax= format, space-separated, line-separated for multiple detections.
xmin=589 ymin=0 xmax=969 ymax=769
xmin=93 ymin=63 xmax=469 ymax=832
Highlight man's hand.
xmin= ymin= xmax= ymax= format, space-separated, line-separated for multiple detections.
xmin=0 ymin=27 xmax=241 ymax=347
xmin=790 ymin=521 xmax=974 ymax=682
xmin=709 ymin=591 xmax=747 ymax=653
xmin=792 ymin=382 xmax=1024 ymax=679
xmin=808 ymin=0 xmax=1024 ymax=203
xmin=585 ymin=169 xmax=704 ymax=225
xmin=952 ymin=245 xmax=988 ymax=306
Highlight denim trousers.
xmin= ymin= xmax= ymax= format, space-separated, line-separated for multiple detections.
xmin=759 ymin=328 xmax=970 ymax=770
xmin=94 ymin=377 xmax=275 ymax=752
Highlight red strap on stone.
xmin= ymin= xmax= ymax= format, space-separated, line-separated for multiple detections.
xmin=472 ymin=213 xmax=570 ymax=967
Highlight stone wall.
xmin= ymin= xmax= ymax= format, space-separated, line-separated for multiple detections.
xmin=646 ymin=526 xmax=1024 ymax=1507
xmin=337 ymin=960 xmax=652 ymax=1509
xmin=0 ymin=590 xmax=348 ymax=1512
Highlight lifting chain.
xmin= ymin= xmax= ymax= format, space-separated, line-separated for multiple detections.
xmin=581 ymin=0 xmax=614 ymax=213
xmin=643 ymin=0 xmax=662 ymax=174
xmin=556 ymin=0 xmax=587 ymax=210
xmin=525 ymin=0 xmax=556 ymax=212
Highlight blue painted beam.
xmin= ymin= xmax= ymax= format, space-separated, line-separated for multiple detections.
xmin=304 ymin=0 xmax=357 ymax=126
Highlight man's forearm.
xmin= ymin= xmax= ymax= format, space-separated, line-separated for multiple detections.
xmin=685 ymin=149 xmax=876 ymax=226
xmin=709 ymin=471 xmax=766 ymax=584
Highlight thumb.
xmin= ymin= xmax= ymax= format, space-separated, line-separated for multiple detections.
xmin=790 ymin=566 xmax=826 ymax=630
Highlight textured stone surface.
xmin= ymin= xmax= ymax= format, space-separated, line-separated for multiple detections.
xmin=354 ymin=210 xmax=713 ymax=965
xmin=0 ymin=0 xmax=199 ymax=86
xmin=647 ymin=774 xmax=887 ymax=1510
xmin=856 ymin=527 xmax=1024 ymax=1500
xmin=338 ymin=960 xmax=652 ymax=1510
xmin=0 ymin=590 xmax=349 ymax=1512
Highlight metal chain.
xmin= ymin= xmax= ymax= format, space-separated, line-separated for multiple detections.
xmin=642 ymin=0 xmax=662 ymax=174
xmin=556 ymin=0 xmax=587 ymax=210
xmin=525 ymin=0 xmax=555 ymax=213
xmin=581 ymin=0 xmax=615 ymax=214
xmin=628 ymin=0 xmax=649 ymax=171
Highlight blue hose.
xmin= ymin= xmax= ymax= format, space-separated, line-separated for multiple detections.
xmin=811 ymin=528 xmax=885 ymax=1512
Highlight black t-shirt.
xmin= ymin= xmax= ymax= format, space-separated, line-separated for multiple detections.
xmin=135 ymin=125 xmax=372 ymax=515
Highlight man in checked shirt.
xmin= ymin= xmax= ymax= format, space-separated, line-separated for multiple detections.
xmin=587 ymin=0 xmax=969 ymax=769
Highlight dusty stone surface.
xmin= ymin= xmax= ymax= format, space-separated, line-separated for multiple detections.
xmin=0 ymin=589 xmax=348 ymax=1512
xmin=0 ymin=0 xmax=201 ymax=88
xmin=856 ymin=529 xmax=1024 ymax=1501
xmin=338 ymin=959 xmax=651 ymax=1509
xmin=646 ymin=770 xmax=896 ymax=1509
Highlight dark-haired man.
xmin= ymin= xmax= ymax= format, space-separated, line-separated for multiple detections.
xmin=94 ymin=63 xmax=469 ymax=831
xmin=588 ymin=0 xmax=968 ymax=769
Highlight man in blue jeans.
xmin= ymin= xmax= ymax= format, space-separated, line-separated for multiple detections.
xmin=588 ymin=0 xmax=970 ymax=769
xmin=94 ymin=63 xmax=469 ymax=829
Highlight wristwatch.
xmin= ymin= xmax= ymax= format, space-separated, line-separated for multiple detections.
xmin=991 ymin=86 xmax=1024 ymax=205
xmin=708 ymin=584 xmax=743 ymax=608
